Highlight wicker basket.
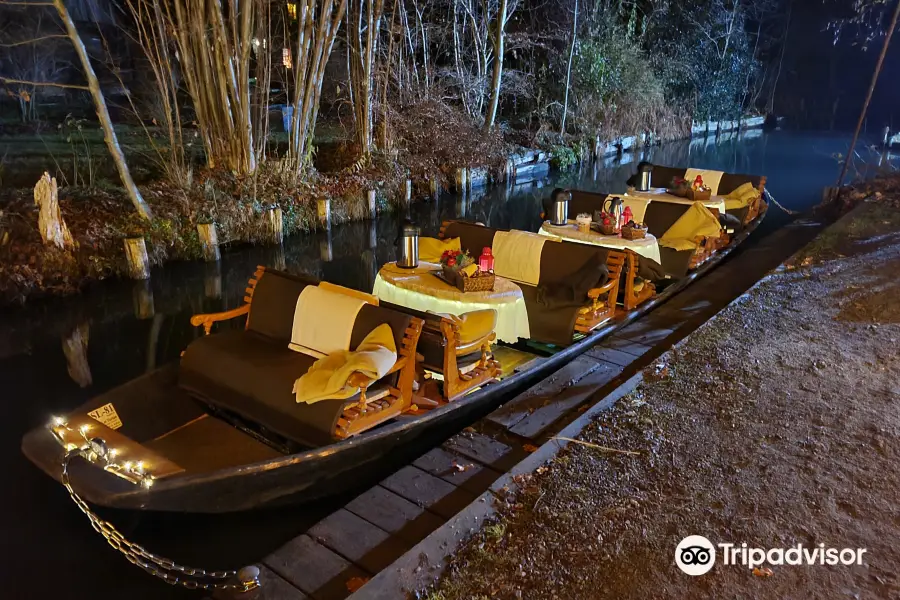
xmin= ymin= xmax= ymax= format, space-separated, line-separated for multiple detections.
xmin=687 ymin=188 xmax=712 ymax=201
xmin=592 ymin=222 xmax=618 ymax=236
xmin=442 ymin=266 xmax=495 ymax=292
xmin=621 ymin=225 xmax=647 ymax=240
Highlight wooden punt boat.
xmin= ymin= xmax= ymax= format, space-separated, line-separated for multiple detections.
xmin=21 ymin=169 xmax=768 ymax=515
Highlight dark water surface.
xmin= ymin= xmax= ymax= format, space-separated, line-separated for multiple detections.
xmin=2 ymin=130 xmax=896 ymax=599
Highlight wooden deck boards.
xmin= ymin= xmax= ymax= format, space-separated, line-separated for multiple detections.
xmin=344 ymin=485 xmax=444 ymax=545
xmin=264 ymin=535 xmax=368 ymax=600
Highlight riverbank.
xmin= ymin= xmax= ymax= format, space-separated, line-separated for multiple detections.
xmin=0 ymin=111 xmax=769 ymax=306
xmin=420 ymin=188 xmax=900 ymax=599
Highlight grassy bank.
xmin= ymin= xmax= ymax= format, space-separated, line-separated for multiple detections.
xmin=421 ymin=184 xmax=900 ymax=599
xmin=0 ymin=102 xmax=516 ymax=305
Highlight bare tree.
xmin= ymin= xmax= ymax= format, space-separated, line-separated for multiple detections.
xmin=560 ymin=0 xmax=577 ymax=134
xmin=483 ymin=0 xmax=509 ymax=130
xmin=287 ymin=0 xmax=348 ymax=170
xmin=347 ymin=0 xmax=385 ymax=156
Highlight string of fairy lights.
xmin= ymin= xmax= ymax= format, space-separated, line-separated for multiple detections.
xmin=49 ymin=417 xmax=155 ymax=488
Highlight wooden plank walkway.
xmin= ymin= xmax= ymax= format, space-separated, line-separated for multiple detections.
xmin=214 ymin=217 xmax=825 ymax=600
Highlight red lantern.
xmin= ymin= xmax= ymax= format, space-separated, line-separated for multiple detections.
xmin=478 ymin=247 xmax=494 ymax=273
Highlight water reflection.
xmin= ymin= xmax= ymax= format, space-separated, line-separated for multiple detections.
xmin=1 ymin=129 xmax=896 ymax=600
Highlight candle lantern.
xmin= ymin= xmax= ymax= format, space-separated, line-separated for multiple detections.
xmin=478 ymin=247 xmax=494 ymax=273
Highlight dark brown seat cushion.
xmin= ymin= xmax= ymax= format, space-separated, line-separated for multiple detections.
xmin=180 ymin=330 xmax=363 ymax=447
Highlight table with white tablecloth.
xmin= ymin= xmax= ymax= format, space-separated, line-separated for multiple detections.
xmin=538 ymin=221 xmax=661 ymax=265
xmin=372 ymin=262 xmax=530 ymax=343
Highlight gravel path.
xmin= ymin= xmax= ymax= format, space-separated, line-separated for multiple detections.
xmin=425 ymin=203 xmax=900 ymax=600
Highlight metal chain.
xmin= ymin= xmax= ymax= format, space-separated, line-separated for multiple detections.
xmin=61 ymin=451 xmax=257 ymax=592
xmin=764 ymin=189 xmax=800 ymax=216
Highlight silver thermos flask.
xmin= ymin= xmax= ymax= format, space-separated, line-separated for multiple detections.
xmin=550 ymin=189 xmax=571 ymax=226
xmin=397 ymin=222 xmax=420 ymax=268
xmin=637 ymin=162 xmax=653 ymax=191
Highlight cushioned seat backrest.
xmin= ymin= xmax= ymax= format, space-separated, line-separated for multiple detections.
xmin=717 ymin=173 xmax=763 ymax=196
xmin=650 ymin=166 xmax=687 ymax=189
xmin=643 ymin=202 xmax=692 ymax=238
xmin=350 ymin=304 xmax=414 ymax=354
xmin=247 ymin=270 xmax=317 ymax=342
xmin=442 ymin=221 xmax=498 ymax=255
xmin=378 ymin=302 xmax=445 ymax=367
xmin=539 ymin=240 xmax=610 ymax=286
xmin=565 ymin=191 xmax=609 ymax=216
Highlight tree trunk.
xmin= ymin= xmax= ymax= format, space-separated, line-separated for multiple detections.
xmin=836 ymin=0 xmax=900 ymax=188
xmin=768 ymin=0 xmax=792 ymax=115
xmin=54 ymin=0 xmax=153 ymax=220
xmin=483 ymin=0 xmax=508 ymax=131
xmin=560 ymin=0 xmax=578 ymax=134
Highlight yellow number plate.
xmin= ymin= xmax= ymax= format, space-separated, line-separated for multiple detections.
xmin=87 ymin=403 xmax=123 ymax=430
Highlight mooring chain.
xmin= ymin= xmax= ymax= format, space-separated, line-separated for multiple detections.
xmin=764 ymin=188 xmax=800 ymax=215
xmin=60 ymin=451 xmax=260 ymax=592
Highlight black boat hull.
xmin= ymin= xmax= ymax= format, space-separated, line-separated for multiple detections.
xmin=21 ymin=208 xmax=767 ymax=513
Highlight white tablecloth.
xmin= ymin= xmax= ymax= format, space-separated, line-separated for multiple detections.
xmin=622 ymin=188 xmax=727 ymax=223
xmin=372 ymin=270 xmax=530 ymax=343
xmin=539 ymin=221 xmax=661 ymax=265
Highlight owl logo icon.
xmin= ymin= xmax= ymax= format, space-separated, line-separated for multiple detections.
xmin=675 ymin=535 xmax=716 ymax=575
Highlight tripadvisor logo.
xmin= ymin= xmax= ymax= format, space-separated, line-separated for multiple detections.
xmin=675 ymin=535 xmax=868 ymax=576
xmin=675 ymin=535 xmax=716 ymax=576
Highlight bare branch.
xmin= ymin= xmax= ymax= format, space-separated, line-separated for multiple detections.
xmin=0 ymin=76 xmax=88 ymax=90
xmin=0 ymin=34 xmax=68 ymax=47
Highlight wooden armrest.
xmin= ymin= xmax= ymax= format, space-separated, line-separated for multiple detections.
xmin=190 ymin=304 xmax=250 ymax=334
xmin=588 ymin=280 xmax=617 ymax=299
xmin=385 ymin=356 xmax=409 ymax=375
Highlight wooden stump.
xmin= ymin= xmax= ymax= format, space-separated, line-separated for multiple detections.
xmin=317 ymin=198 xmax=331 ymax=229
xmin=267 ymin=207 xmax=284 ymax=244
xmin=124 ymin=237 xmax=150 ymax=280
xmin=132 ymin=280 xmax=155 ymax=319
xmin=197 ymin=222 xmax=220 ymax=262
xmin=367 ymin=189 xmax=377 ymax=219
xmin=34 ymin=172 xmax=73 ymax=250
xmin=62 ymin=323 xmax=92 ymax=388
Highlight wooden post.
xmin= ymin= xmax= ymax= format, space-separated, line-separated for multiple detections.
xmin=197 ymin=223 xmax=220 ymax=262
xmin=404 ymin=179 xmax=412 ymax=204
xmin=430 ymin=176 xmax=440 ymax=200
xmin=320 ymin=230 xmax=333 ymax=262
xmin=204 ymin=261 xmax=222 ymax=299
xmin=267 ymin=207 xmax=284 ymax=244
xmin=455 ymin=167 xmax=467 ymax=192
xmin=367 ymin=189 xmax=377 ymax=219
xmin=317 ymin=198 xmax=331 ymax=229
xmin=132 ymin=280 xmax=155 ymax=319
xmin=369 ymin=220 xmax=377 ymax=248
xmin=273 ymin=244 xmax=286 ymax=271
xmin=124 ymin=237 xmax=150 ymax=280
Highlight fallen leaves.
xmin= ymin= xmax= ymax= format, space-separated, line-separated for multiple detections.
xmin=452 ymin=461 xmax=474 ymax=473
xmin=523 ymin=443 xmax=539 ymax=453
xmin=345 ymin=576 xmax=370 ymax=592
xmin=752 ymin=567 xmax=774 ymax=578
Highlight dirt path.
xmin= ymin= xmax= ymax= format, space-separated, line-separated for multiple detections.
xmin=426 ymin=203 xmax=900 ymax=600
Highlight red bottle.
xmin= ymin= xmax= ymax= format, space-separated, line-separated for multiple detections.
xmin=478 ymin=247 xmax=494 ymax=273
xmin=622 ymin=206 xmax=633 ymax=229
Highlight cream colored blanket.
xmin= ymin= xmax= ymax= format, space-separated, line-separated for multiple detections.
xmin=659 ymin=201 xmax=723 ymax=251
xmin=289 ymin=285 xmax=366 ymax=358
xmin=685 ymin=168 xmax=725 ymax=195
xmin=492 ymin=230 xmax=545 ymax=286
xmin=293 ymin=323 xmax=397 ymax=405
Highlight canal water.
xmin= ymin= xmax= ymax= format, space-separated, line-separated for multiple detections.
xmin=2 ymin=130 xmax=896 ymax=599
